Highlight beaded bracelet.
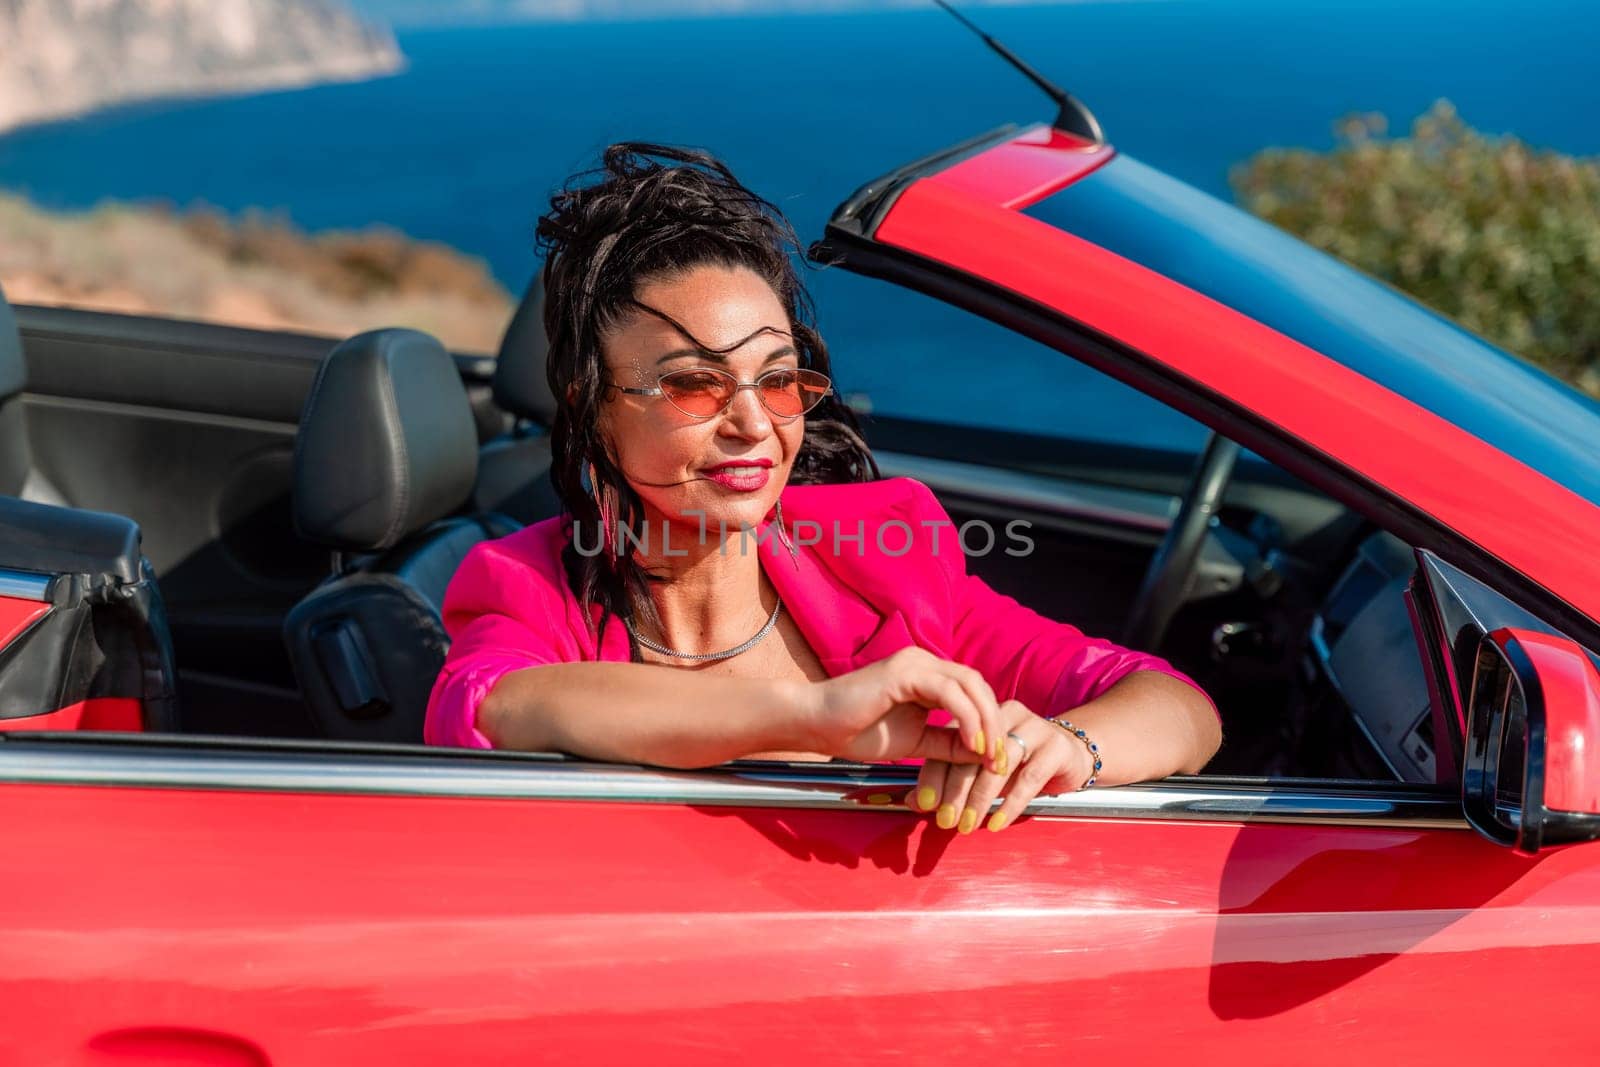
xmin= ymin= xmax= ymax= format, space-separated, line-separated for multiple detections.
xmin=1048 ymin=717 xmax=1102 ymax=788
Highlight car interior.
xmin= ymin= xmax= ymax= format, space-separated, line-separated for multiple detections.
xmin=0 ymin=273 xmax=1500 ymax=788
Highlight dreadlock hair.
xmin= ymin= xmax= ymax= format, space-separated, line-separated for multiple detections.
xmin=535 ymin=142 xmax=877 ymax=645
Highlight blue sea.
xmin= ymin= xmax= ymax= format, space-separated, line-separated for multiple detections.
xmin=1 ymin=0 xmax=1596 ymax=449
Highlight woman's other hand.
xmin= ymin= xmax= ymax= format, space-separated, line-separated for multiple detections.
xmin=909 ymin=671 xmax=1219 ymax=832
xmin=910 ymin=698 xmax=1095 ymax=833
xmin=805 ymin=647 xmax=1006 ymax=768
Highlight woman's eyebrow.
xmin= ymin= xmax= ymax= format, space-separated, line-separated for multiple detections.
xmin=629 ymin=300 xmax=795 ymax=365
xmin=656 ymin=344 xmax=798 ymax=366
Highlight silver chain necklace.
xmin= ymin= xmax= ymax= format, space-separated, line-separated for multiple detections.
xmin=629 ymin=597 xmax=783 ymax=662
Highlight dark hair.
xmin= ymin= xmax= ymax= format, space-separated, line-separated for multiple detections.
xmin=535 ymin=142 xmax=877 ymax=642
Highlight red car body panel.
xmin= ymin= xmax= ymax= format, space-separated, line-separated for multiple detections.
xmin=0 ymin=594 xmax=48 ymax=648
xmin=930 ymin=125 xmax=1114 ymax=209
xmin=4 ymin=781 xmax=1599 ymax=1063
xmin=1511 ymin=629 xmax=1600 ymax=814
xmin=0 ymin=697 xmax=143 ymax=733
xmin=874 ymin=149 xmax=1600 ymax=628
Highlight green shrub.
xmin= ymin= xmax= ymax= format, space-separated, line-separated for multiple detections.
xmin=1232 ymin=100 xmax=1600 ymax=399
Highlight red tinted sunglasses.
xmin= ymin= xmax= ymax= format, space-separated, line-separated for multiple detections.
xmin=610 ymin=366 xmax=833 ymax=419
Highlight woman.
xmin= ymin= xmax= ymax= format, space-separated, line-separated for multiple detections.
xmin=425 ymin=143 xmax=1220 ymax=833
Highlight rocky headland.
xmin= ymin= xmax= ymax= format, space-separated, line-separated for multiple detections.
xmin=0 ymin=0 xmax=403 ymax=135
xmin=0 ymin=1 xmax=516 ymax=353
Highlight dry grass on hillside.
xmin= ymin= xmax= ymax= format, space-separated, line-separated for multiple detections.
xmin=0 ymin=192 xmax=516 ymax=353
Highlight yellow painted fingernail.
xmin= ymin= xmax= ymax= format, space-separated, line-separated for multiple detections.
xmin=994 ymin=746 xmax=1009 ymax=776
xmin=990 ymin=734 xmax=1002 ymax=760
xmin=915 ymin=786 xmax=939 ymax=812
xmin=972 ymin=730 xmax=987 ymax=756
xmin=958 ymin=808 xmax=978 ymax=834
xmin=987 ymin=812 xmax=1009 ymax=832
xmin=937 ymin=804 xmax=958 ymax=830
xmin=865 ymin=792 xmax=893 ymax=806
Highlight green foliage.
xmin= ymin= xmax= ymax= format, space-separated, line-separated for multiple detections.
xmin=1232 ymin=101 xmax=1600 ymax=399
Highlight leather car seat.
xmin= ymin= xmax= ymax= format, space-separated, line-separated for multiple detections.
xmin=283 ymin=328 xmax=516 ymax=743
xmin=472 ymin=272 xmax=564 ymax=524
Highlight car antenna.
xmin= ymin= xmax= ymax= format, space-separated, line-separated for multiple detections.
xmin=931 ymin=0 xmax=1105 ymax=144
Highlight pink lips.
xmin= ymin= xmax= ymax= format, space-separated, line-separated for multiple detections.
xmin=703 ymin=460 xmax=773 ymax=492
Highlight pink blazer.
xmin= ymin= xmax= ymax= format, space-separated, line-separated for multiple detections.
xmin=424 ymin=476 xmax=1211 ymax=749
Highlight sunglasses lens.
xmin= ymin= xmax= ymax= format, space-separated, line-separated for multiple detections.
xmin=656 ymin=368 xmax=831 ymax=418
xmin=659 ymin=370 xmax=736 ymax=416
xmin=761 ymin=369 xmax=831 ymax=417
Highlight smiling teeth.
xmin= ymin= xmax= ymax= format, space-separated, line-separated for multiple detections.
xmin=718 ymin=467 xmax=763 ymax=475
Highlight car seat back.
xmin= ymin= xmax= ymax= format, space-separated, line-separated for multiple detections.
xmin=284 ymin=328 xmax=514 ymax=743
xmin=472 ymin=272 xmax=563 ymax=524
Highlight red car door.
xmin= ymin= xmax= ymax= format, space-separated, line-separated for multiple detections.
xmin=4 ymin=736 xmax=1597 ymax=1063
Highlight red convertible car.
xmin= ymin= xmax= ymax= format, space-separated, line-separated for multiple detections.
xmin=3 ymin=114 xmax=1600 ymax=1062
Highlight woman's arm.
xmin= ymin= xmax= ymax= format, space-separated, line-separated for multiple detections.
xmin=478 ymin=662 xmax=814 ymax=767
xmin=425 ymin=536 xmax=1005 ymax=765
xmin=885 ymin=480 xmax=1220 ymax=829
xmin=1043 ymin=669 xmax=1221 ymax=782
xmin=479 ymin=646 xmax=1007 ymax=770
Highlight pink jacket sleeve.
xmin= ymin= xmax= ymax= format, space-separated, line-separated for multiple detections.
xmin=911 ymin=482 xmax=1218 ymax=719
xmin=423 ymin=536 xmax=577 ymax=749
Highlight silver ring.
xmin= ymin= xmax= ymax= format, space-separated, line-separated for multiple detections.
xmin=1006 ymin=731 xmax=1028 ymax=758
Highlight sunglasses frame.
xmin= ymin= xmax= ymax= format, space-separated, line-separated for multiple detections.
xmin=610 ymin=366 xmax=834 ymax=420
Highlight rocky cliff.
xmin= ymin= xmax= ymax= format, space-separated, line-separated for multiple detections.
xmin=0 ymin=0 xmax=402 ymax=135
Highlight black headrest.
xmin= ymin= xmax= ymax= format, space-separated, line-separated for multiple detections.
xmin=293 ymin=329 xmax=479 ymax=553
xmin=0 ymin=283 xmax=25 ymax=402
xmin=493 ymin=271 xmax=559 ymax=425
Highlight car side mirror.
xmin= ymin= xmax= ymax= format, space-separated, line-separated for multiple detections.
xmin=1463 ymin=628 xmax=1600 ymax=853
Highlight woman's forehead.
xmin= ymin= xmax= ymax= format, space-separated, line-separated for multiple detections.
xmin=606 ymin=324 xmax=795 ymax=381
xmin=625 ymin=266 xmax=789 ymax=348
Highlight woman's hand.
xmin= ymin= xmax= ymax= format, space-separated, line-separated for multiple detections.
xmin=910 ymin=699 xmax=1095 ymax=833
xmin=804 ymin=646 xmax=1007 ymax=768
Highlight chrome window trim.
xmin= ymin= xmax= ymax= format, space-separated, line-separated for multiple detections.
xmin=0 ymin=568 xmax=53 ymax=601
xmin=0 ymin=740 xmax=1465 ymax=830
xmin=873 ymin=450 xmax=1176 ymax=533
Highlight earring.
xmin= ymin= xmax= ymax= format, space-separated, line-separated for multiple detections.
xmin=588 ymin=461 xmax=618 ymax=564
xmin=773 ymin=497 xmax=799 ymax=569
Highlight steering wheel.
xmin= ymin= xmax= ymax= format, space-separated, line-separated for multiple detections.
xmin=1121 ymin=431 xmax=1241 ymax=652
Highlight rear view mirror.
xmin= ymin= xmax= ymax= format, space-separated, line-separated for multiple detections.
xmin=1463 ymin=628 xmax=1600 ymax=853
